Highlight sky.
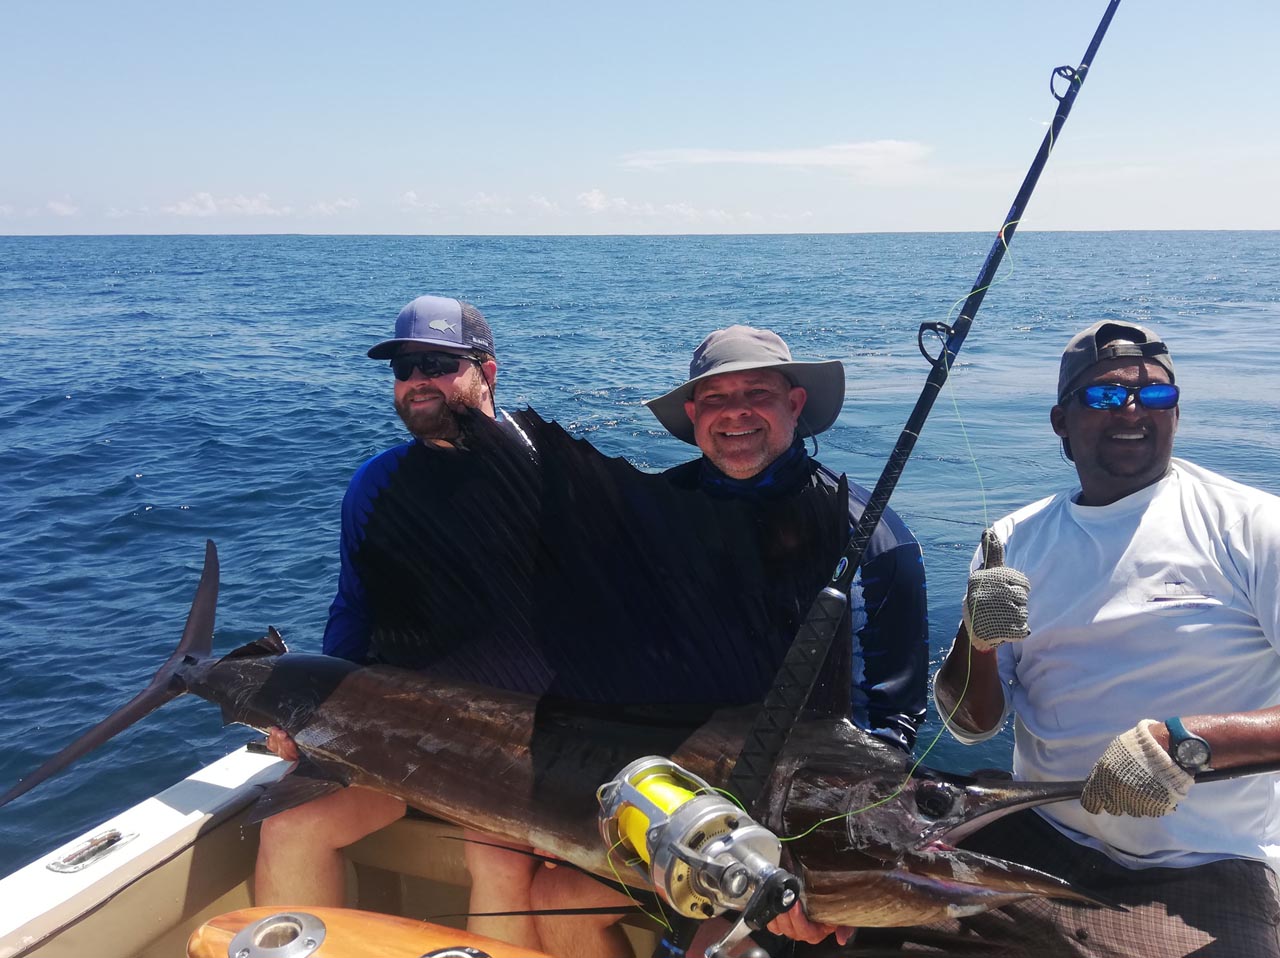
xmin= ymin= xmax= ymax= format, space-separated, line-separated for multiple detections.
xmin=3 ymin=1 xmax=1278 ymax=235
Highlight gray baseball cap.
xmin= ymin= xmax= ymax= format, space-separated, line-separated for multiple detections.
xmin=368 ymin=295 xmax=496 ymax=359
xmin=645 ymin=325 xmax=845 ymax=445
xmin=1057 ymin=320 xmax=1174 ymax=403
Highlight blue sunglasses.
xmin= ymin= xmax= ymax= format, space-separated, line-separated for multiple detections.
xmin=1071 ymin=382 xmax=1180 ymax=410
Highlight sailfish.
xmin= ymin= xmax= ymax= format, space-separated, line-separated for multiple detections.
xmin=1 ymin=409 xmax=1108 ymax=928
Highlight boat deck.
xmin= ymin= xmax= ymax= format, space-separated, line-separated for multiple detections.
xmin=0 ymin=746 xmax=659 ymax=958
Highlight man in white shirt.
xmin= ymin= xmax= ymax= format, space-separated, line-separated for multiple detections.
xmin=927 ymin=320 xmax=1280 ymax=956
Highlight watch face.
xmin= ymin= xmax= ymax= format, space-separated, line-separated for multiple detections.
xmin=1175 ymin=737 xmax=1211 ymax=769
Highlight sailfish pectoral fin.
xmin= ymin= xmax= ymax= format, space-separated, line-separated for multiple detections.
xmin=0 ymin=540 xmax=220 ymax=810
xmin=243 ymin=757 xmax=350 ymax=824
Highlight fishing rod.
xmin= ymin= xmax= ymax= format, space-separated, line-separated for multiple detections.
xmin=723 ymin=0 xmax=1124 ymax=838
xmin=647 ymin=6 xmax=1126 ymax=956
xmin=649 ymin=8 xmax=1126 ymax=956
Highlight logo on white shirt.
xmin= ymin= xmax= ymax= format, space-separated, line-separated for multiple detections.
xmin=1126 ymin=565 xmax=1225 ymax=616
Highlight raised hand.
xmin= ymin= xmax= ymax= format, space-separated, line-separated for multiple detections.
xmin=962 ymin=528 xmax=1031 ymax=652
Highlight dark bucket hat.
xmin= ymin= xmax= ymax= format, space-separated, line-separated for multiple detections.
xmin=645 ymin=325 xmax=845 ymax=445
xmin=368 ymin=295 xmax=496 ymax=359
xmin=1057 ymin=320 xmax=1174 ymax=402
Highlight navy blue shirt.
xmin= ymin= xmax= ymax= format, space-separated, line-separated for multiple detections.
xmin=323 ymin=439 xmax=414 ymax=664
xmin=323 ymin=428 xmax=927 ymax=751
xmin=661 ymin=440 xmax=929 ymax=751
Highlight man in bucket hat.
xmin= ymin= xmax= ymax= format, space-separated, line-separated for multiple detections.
xmin=645 ymin=324 xmax=846 ymax=476
xmin=654 ymin=326 xmax=927 ymax=753
xmin=529 ymin=326 xmax=930 ymax=955
xmin=925 ymin=320 xmax=1280 ymax=956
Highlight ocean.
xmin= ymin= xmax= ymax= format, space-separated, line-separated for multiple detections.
xmin=1 ymin=231 xmax=1277 ymax=876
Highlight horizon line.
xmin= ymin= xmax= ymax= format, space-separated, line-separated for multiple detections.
xmin=2 ymin=227 xmax=1277 ymax=239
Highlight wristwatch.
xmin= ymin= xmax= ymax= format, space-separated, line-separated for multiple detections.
xmin=1164 ymin=717 xmax=1212 ymax=773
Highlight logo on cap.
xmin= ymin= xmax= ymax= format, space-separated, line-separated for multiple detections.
xmin=429 ymin=318 xmax=458 ymax=333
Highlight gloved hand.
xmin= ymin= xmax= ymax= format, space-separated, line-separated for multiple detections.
xmin=962 ymin=528 xmax=1031 ymax=651
xmin=1081 ymin=719 xmax=1194 ymax=817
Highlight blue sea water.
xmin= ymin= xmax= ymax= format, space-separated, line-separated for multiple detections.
xmin=1 ymin=231 xmax=1278 ymax=877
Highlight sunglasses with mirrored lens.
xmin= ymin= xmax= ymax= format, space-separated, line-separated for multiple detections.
xmin=1072 ymin=382 xmax=1180 ymax=410
xmin=390 ymin=352 xmax=470 ymax=381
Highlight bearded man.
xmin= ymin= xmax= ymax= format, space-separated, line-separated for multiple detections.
xmin=254 ymin=295 xmax=542 ymax=950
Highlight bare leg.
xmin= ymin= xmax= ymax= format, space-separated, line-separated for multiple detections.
xmin=254 ymin=786 xmax=406 ymax=906
xmin=463 ymin=831 xmax=543 ymax=949
xmin=531 ymin=865 xmax=635 ymax=958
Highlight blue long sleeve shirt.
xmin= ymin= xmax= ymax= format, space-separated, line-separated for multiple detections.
xmin=323 ymin=432 xmax=928 ymax=751
xmin=660 ymin=440 xmax=929 ymax=750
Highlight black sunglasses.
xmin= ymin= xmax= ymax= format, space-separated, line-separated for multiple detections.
xmin=1071 ymin=382 xmax=1180 ymax=411
xmin=390 ymin=352 xmax=478 ymax=382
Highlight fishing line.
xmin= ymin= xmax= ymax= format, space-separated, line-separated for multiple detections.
xmin=777 ymin=229 xmax=1023 ymax=844
xmin=928 ymin=268 xmax=1005 ymax=743
xmin=656 ymin=7 xmax=1122 ymax=952
xmin=709 ymin=785 xmax=746 ymax=811
xmin=605 ymin=835 xmax=676 ymax=931
xmin=926 ymin=220 xmax=1023 ymax=539
xmin=430 ymin=905 xmax=645 ymax=920
xmin=719 ymin=11 xmax=1117 ymax=813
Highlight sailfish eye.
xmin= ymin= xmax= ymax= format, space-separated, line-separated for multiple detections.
xmin=915 ymin=781 xmax=960 ymax=819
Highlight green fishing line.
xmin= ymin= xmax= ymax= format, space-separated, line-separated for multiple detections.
xmin=780 ymin=225 xmax=1018 ymax=844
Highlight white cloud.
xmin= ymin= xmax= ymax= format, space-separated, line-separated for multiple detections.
xmin=577 ymin=188 xmax=616 ymax=214
xmin=47 ymin=197 xmax=79 ymax=216
xmin=106 ymin=205 xmax=155 ymax=219
xmin=222 ymin=193 xmax=291 ymax=216
xmin=663 ymin=201 xmax=734 ymax=224
xmin=576 ymin=189 xmax=737 ymax=224
xmin=163 ymin=192 xmax=219 ymax=217
xmin=622 ymin=140 xmax=932 ymax=179
xmin=0 ymin=204 xmax=13 ymax=217
xmin=162 ymin=192 xmax=291 ymax=217
xmin=528 ymin=194 xmax=562 ymax=214
xmin=464 ymin=192 xmax=513 ymax=215
xmin=398 ymin=190 xmax=437 ymax=211
xmin=309 ymin=198 xmax=359 ymax=216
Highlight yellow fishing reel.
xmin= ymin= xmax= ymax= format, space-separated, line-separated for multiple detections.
xmin=597 ymin=757 xmax=799 ymax=957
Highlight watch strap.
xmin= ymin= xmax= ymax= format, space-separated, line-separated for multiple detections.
xmin=1165 ymin=716 xmax=1192 ymax=742
xmin=1164 ymin=716 xmax=1212 ymax=772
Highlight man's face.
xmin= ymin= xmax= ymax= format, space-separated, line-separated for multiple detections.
xmin=1050 ymin=357 xmax=1178 ymax=506
xmin=683 ymin=369 xmax=807 ymax=479
xmin=393 ymin=349 xmax=497 ymax=442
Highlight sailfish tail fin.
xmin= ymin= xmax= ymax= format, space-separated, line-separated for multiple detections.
xmin=0 ymin=540 xmax=220 ymax=809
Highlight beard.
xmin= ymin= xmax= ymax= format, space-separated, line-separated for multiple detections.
xmin=394 ymin=375 xmax=489 ymax=442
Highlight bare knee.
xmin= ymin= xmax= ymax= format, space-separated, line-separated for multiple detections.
xmin=531 ymin=869 xmax=636 ymax=958
xmin=259 ymin=787 xmax=405 ymax=852
xmin=259 ymin=803 xmax=325 ymax=851
xmin=465 ymin=833 xmax=539 ymax=884
xmin=259 ymin=798 xmax=347 ymax=852
xmin=531 ymin=867 xmax=627 ymax=929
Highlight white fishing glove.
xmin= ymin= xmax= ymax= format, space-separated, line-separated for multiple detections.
xmin=962 ymin=528 xmax=1031 ymax=651
xmin=1081 ymin=720 xmax=1194 ymax=817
